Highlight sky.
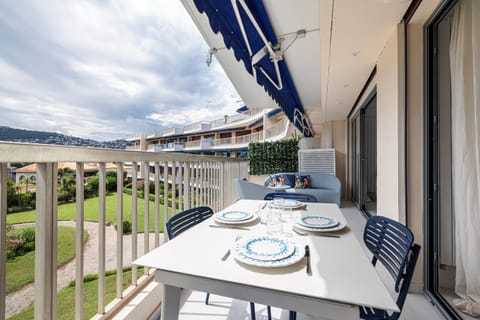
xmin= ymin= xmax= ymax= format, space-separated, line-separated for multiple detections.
xmin=0 ymin=0 xmax=241 ymax=141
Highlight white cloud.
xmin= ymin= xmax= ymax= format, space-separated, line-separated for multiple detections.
xmin=0 ymin=0 xmax=240 ymax=140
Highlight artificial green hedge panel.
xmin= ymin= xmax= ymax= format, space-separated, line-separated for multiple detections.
xmin=248 ymin=138 xmax=299 ymax=175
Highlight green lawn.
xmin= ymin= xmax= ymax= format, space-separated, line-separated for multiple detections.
xmin=6 ymin=226 xmax=88 ymax=294
xmin=8 ymin=268 xmax=137 ymax=320
xmin=7 ymin=193 xmax=168 ymax=233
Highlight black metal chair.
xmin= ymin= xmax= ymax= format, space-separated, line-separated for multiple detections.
xmin=165 ymin=206 xmax=214 ymax=305
xmin=264 ymin=192 xmax=317 ymax=202
xmin=165 ymin=206 xmax=261 ymax=319
xmin=289 ymin=215 xmax=421 ymax=320
xmin=165 ymin=206 xmax=213 ymax=240
xmin=359 ymin=215 xmax=421 ymax=320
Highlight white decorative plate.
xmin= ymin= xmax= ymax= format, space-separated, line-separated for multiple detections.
xmin=216 ymin=210 xmax=252 ymax=222
xmin=294 ymin=219 xmax=346 ymax=233
xmin=296 ymin=216 xmax=339 ymax=229
xmin=271 ymin=199 xmax=305 ymax=209
xmin=236 ymin=236 xmax=295 ymax=261
xmin=214 ymin=213 xmax=258 ymax=225
xmin=233 ymin=242 xmax=305 ymax=268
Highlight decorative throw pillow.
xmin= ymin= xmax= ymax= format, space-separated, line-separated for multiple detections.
xmin=270 ymin=174 xmax=295 ymax=187
xmin=295 ymin=175 xmax=311 ymax=188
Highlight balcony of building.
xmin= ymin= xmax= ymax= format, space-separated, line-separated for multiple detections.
xmin=161 ymin=128 xmax=184 ymax=137
xmin=161 ymin=143 xmax=185 ymax=152
xmin=182 ymin=122 xmax=212 ymax=134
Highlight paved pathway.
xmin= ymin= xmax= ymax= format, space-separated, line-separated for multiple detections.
xmin=6 ymin=221 xmax=164 ymax=318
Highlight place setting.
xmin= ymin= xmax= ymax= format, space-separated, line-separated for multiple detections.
xmin=270 ymin=198 xmax=306 ymax=210
xmin=292 ymin=215 xmax=347 ymax=236
xmin=210 ymin=209 xmax=259 ymax=230
xmin=230 ymin=234 xmax=306 ymax=269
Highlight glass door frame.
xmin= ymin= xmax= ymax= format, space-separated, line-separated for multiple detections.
xmin=424 ymin=0 xmax=463 ymax=318
xmin=350 ymin=89 xmax=377 ymax=216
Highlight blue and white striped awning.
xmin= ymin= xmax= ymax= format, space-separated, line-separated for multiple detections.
xmin=193 ymin=0 xmax=314 ymax=137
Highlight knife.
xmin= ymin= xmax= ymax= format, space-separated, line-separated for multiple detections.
xmin=221 ymin=249 xmax=231 ymax=261
xmin=305 ymin=245 xmax=312 ymax=276
xmin=209 ymin=224 xmax=250 ymax=230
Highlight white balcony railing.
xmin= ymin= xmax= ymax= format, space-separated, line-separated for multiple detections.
xmin=210 ymin=113 xmax=250 ymax=128
xmin=184 ymin=140 xmax=202 ymax=148
xmin=184 ymin=138 xmax=213 ymax=150
xmin=266 ymin=117 xmax=289 ymax=139
xmin=161 ymin=127 xmax=183 ymax=136
xmin=0 ymin=142 xmax=247 ymax=320
xmin=212 ymin=137 xmax=233 ymax=146
xmin=183 ymin=122 xmax=211 ymax=133
xmin=162 ymin=143 xmax=184 ymax=152
xmin=146 ymin=144 xmax=163 ymax=152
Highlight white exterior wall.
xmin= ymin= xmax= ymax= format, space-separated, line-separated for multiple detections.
xmin=376 ymin=24 xmax=406 ymax=222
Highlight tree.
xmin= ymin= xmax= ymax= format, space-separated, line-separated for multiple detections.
xmin=14 ymin=183 xmax=23 ymax=207
xmin=23 ymin=176 xmax=33 ymax=193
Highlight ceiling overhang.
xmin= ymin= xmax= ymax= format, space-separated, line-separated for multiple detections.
xmin=181 ymin=0 xmax=411 ymax=136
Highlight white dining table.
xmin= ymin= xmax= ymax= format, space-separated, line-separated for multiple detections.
xmin=133 ymin=199 xmax=399 ymax=320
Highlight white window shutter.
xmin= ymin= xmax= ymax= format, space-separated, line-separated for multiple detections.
xmin=298 ymin=149 xmax=336 ymax=174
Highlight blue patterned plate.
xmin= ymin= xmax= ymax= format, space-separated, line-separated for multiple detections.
xmin=297 ymin=216 xmax=339 ymax=229
xmin=271 ymin=199 xmax=304 ymax=209
xmin=216 ymin=210 xmax=253 ymax=222
xmin=236 ymin=236 xmax=295 ymax=261
xmin=233 ymin=241 xmax=304 ymax=268
xmin=294 ymin=219 xmax=346 ymax=233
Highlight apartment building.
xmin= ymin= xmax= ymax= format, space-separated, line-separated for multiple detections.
xmin=126 ymin=107 xmax=290 ymax=158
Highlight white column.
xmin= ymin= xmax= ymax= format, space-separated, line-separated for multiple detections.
xmin=0 ymin=163 xmax=7 ymax=320
xmin=35 ymin=163 xmax=58 ymax=320
xmin=75 ymin=163 xmax=85 ymax=320
xmin=98 ymin=163 xmax=106 ymax=313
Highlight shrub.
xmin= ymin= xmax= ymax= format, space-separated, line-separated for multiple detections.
xmin=6 ymin=226 xmax=36 ymax=259
xmin=248 ymin=137 xmax=299 ymax=175
xmin=19 ymin=227 xmax=35 ymax=243
xmin=115 ymin=220 xmax=132 ymax=234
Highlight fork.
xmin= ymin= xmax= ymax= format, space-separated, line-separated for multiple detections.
xmin=292 ymin=227 xmax=340 ymax=238
xmin=305 ymin=245 xmax=312 ymax=276
xmin=221 ymin=234 xmax=242 ymax=261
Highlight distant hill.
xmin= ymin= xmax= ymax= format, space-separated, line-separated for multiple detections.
xmin=0 ymin=126 xmax=131 ymax=149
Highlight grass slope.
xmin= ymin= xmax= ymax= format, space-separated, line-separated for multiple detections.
xmin=6 ymin=226 xmax=88 ymax=294
xmin=7 ymin=193 xmax=167 ymax=232
xmin=8 ymin=269 xmax=136 ymax=320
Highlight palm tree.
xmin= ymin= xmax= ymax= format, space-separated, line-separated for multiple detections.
xmin=14 ymin=183 xmax=22 ymax=207
xmin=23 ymin=176 xmax=33 ymax=193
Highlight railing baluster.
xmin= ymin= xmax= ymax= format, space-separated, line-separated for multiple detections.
xmin=35 ymin=163 xmax=58 ymax=320
xmin=200 ymin=162 xmax=204 ymax=206
xmin=194 ymin=163 xmax=199 ymax=207
xmin=184 ymin=161 xmax=191 ymax=210
xmin=0 ymin=163 xmax=7 ymax=320
xmin=116 ymin=163 xmax=124 ymax=298
xmin=172 ymin=163 xmax=177 ymax=216
xmin=178 ymin=161 xmax=183 ymax=212
xmin=220 ymin=162 xmax=225 ymax=209
xmin=75 ymin=163 xmax=85 ymax=320
xmin=131 ymin=162 xmax=138 ymax=285
xmin=214 ymin=161 xmax=219 ymax=211
xmin=207 ymin=162 xmax=211 ymax=207
xmin=154 ymin=161 xmax=160 ymax=247
xmin=143 ymin=161 xmax=149 ymax=275
xmin=163 ymin=161 xmax=169 ymax=240
xmin=98 ymin=163 xmax=106 ymax=314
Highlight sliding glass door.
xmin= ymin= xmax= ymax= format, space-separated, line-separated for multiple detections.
xmin=351 ymin=92 xmax=377 ymax=215
xmin=426 ymin=0 xmax=480 ymax=318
